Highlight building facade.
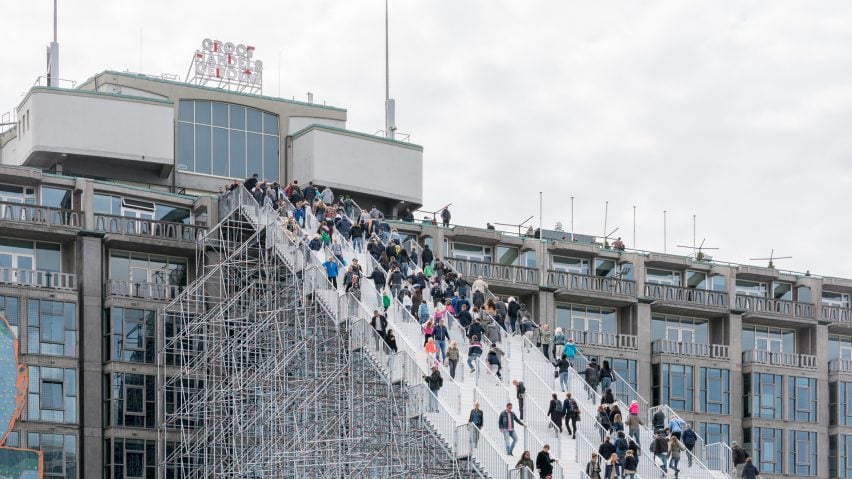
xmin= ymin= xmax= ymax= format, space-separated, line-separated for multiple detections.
xmin=0 ymin=71 xmax=848 ymax=478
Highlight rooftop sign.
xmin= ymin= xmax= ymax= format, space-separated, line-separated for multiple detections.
xmin=186 ymin=39 xmax=263 ymax=94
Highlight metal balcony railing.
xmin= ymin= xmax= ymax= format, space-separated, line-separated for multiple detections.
xmin=94 ymin=214 xmax=205 ymax=242
xmin=564 ymin=328 xmax=638 ymax=350
xmin=735 ymin=294 xmax=814 ymax=319
xmin=821 ymin=304 xmax=852 ymax=325
xmin=443 ymin=257 xmax=538 ymax=285
xmin=742 ymin=349 xmax=818 ymax=370
xmin=0 ymin=268 xmax=76 ymax=291
xmin=106 ymin=279 xmax=183 ymax=301
xmin=644 ymin=283 xmax=728 ymax=308
xmin=651 ymin=339 xmax=729 ymax=359
xmin=546 ymin=270 xmax=636 ymax=297
xmin=0 ymin=200 xmax=84 ymax=228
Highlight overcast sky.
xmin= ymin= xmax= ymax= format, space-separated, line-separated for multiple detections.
xmin=2 ymin=1 xmax=852 ymax=277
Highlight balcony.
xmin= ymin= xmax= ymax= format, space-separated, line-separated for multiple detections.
xmin=0 ymin=268 xmax=76 ymax=291
xmin=742 ymin=349 xmax=818 ymax=370
xmin=644 ymin=284 xmax=728 ymax=309
xmin=829 ymin=359 xmax=852 ymax=374
xmin=0 ymin=200 xmax=84 ymax=228
xmin=564 ymin=328 xmax=638 ymax=350
xmin=106 ymin=279 xmax=182 ymax=301
xmin=444 ymin=257 xmax=538 ymax=286
xmin=651 ymin=339 xmax=729 ymax=359
xmin=546 ymin=270 xmax=636 ymax=297
xmin=94 ymin=214 xmax=205 ymax=243
xmin=821 ymin=304 xmax=852 ymax=326
xmin=734 ymin=294 xmax=814 ymax=320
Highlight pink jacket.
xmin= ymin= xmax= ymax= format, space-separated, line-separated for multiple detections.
xmin=629 ymin=402 xmax=639 ymax=416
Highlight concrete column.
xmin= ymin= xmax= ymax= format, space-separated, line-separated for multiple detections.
xmin=537 ymin=291 xmax=556 ymax=329
xmin=637 ymin=302 xmax=652 ymax=402
xmin=816 ymin=323 xmax=830 ymax=477
xmin=77 ymin=231 xmax=104 ymax=479
xmin=728 ymin=313 xmax=744 ymax=444
xmin=75 ymin=178 xmax=94 ymax=229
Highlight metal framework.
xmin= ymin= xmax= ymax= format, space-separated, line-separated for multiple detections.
xmin=159 ymin=190 xmax=478 ymax=478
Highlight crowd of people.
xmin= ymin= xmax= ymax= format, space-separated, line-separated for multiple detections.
xmin=223 ymin=175 xmax=749 ymax=479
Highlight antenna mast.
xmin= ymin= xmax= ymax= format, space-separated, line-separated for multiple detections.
xmin=384 ymin=0 xmax=395 ymax=139
xmin=47 ymin=0 xmax=60 ymax=87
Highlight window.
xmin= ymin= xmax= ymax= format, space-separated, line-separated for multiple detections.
xmin=651 ymin=314 xmax=708 ymax=343
xmin=105 ymin=373 xmax=156 ymax=428
xmin=788 ymin=430 xmax=817 ymax=476
xmin=105 ymin=307 xmax=155 ymax=363
xmin=830 ymin=382 xmax=852 ymax=426
xmin=451 ymin=242 xmax=492 ymax=262
xmin=519 ymin=249 xmax=537 ymax=268
xmin=736 ymin=279 xmax=767 ymax=297
xmin=745 ymin=372 xmax=783 ymax=419
xmin=27 ymin=299 xmax=76 ymax=356
xmin=0 ymin=295 xmax=19 ymax=336
xmin=41 ymin=187 xmax=72 ymax=209
xmin=685 ymin=270 xmax=707 ymax=289
xmin=94 ymin=193 xmax=191 ymax=224
xmin=109 ymin=251 xmax=188 ymax=288
xmin=646 ymin=268 xmax=681 ymax=286
xmin=700 ymin=368 xmax=730 ymax=414
xmin=699 ymin=423 xmax=730 ymax=445
xmin=496 ymin=246 xmax=518 ymax=266
xmin=655 ymin=363 xmax=694 ymax=412
xmin=607 ymin=358 xmax=637 ymax=404
xmin=27 ymin=433 xmax=77 ymax=479
xmin=555 ymin=304 xmax=617 ymax=336
xmin=829 ymin=335 xmax=852 ymax=361
xmin=773 ymin=281 xmax=793 ymax=300
xmin=0 ymin=183 xmax=36 ymax=204
xmin=824 ymin=291 xmax=851 ymax=308
xmin=5 ymin=430 xmax=19 ymax=447
xmin=104 ymin=438 xmax=156 ymax=479
xmin=788 ymin=376 xmax=817 ymax=422
xmin=741 ymin=325 xmax=795 ymax=353
xmin=745 ymin=427 xmax=783 ymax=474
xmin=27 ymin=367 xmax=77 ymax=423
xmin=552 ymin=256 xmax=589 ymax=274
xmin=0 ymin=238 xmax=62 ymax=277
xmin=177 ymin=100 xmax=280 ymax=179
xmin=831 ymin=435 xmax=852 ymax=478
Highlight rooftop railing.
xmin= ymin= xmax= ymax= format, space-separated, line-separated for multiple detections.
xmin=545 ymin=270 xmax=636 ymax=297
xmin=821 ymin=304 xmax=852 ymax=325
xmin=94 ymin=214 xmax=205 ymax=242
xmin=734 ymin=294 xmax=814 ymax=319
xmin=0 ymin=200 xmax=84 ymax=228
xmin=644 ymin=284 xmax=728 ymax=308
xmin=444 ymin=257 xmax=538 ymax=286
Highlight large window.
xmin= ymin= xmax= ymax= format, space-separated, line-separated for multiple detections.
xmin=104 ymin=437 xmax=157 ymax=479
xmin=741 ymin=325 xmax=796 ymax=353
xmin=451 ymin=242 xmax=492 ymax=262
xmin=830 ymin=382 xmax=852 ymax=426
xmin=788 ymin=376 xmax=817 ymax=422
xmin=27 ymin=299 xmax=76 ymax=356
xmin=0 ymin=237 xmax=62 ymax=274
xmin=830 ymin=335 xmax=852 ymax=361
xmin=736 ymin=279 xmax=767 ymax=297
xmin=646 ymin=268 xmax=681 ymax=286
xmin=699 ymin=423 xmax=730 ymax=445
xmin=27 ymin=367 xmax=77 ymax=423
xmin=0 ymin=183 xmax=36 ymax=204
xmin=41 ymin=186 xmax=72 ymax=209
xmin=27 ymin=433 xmax=77 ymax=479
xmin=700 ymin=368 xmax=730 ymax=414
xmin=651 ymin=314 xmax=708 ymax=343
xmin=744 ymin=372 xmax=783 ymax=419
xmin=105 ymin=373 xmax=156 ymax=428
xmin=555 ymin=304 xmax=617 ymax=335
xmin=654 ymin=363 xmax=694 ymax=412
xmin=94 ymin=194 xmax=191 ymax=224
xmin=552 ymin=256 xmax=589 ymax=274
xmin=0 ymin=295 xmax=19 ymax=336
xmin=824 ymin=291 xmax=851 ymax=308
xmin=745 ymin=427 xmax=783 ymax=474
xmin=788 ymin=431 xmax=817 ymax=476
xmin=831 ymin=435 xmax=852 ymax=478
xmin=109 ymin=251 xmax=188 ymax=287
xmin=178 ymin=100 xmax=280 ymax=180
xmin=105 ymin=307 xmax=155 ymax=364
xmin=608 ymin=358 xmax=637 ymax=404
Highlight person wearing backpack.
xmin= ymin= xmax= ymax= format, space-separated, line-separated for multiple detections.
xmin=563 ymin=393 xmax=580 ymax=439
xmin=585 ymin=359 xmax=601 ymax=400
xmin=732 ymin=441 xmax=750 ymax=478
xmin=681 ymin=424 xmax=698 ymax=467
xmin=596 ymin=406 xmax=612 ymax=442
xmin=417 ymin=302 xmax=430 ymax=324
xmin=650 ymin=431 xmax=669 ymax=477
xmin=423 ymin=365 xmax=442 ymax=412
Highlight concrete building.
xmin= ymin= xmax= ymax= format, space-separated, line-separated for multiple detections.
xmin=0 ymin=70 xmax=849 ymax=479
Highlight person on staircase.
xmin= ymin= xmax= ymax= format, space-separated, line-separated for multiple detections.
xmin=322 ymin=256 xmax=340 ymax=289
xmin=423 ymin=364 xmax=442 ymax=412
xmin=731 ymin=441 xmax=750 ymax=478
xmin=485 ymin=314 xmax=503 ymax=345
xmin=498 ymin=403 xmax=524 ymax=456
xmin=623 ymin=449 xmax=638 ymax=479
xmin=615 ymin=431 xmax=629 ymax=463
xmin=513 ymin=380 xmax=527 ymax=420
xmin=625 ymin=411 xmax=643 ymax=449
xmin=562 ymin=338 xmax=577 ymax=366
xmin=652 ymin=409 xmax=666 ymax=434
xmin=486 ymin=344 xmax=504 ymax=379
xmin=468 ymin=401 xmax=484 ymax=448
xmin=472 ymin=275 xmax=488 ymax=296
xmin=551 ymin=327 xmax=565 ymax=362
xmin=370 ymin=310 xmax=387 ymax=339
xmin=467 ymin=336 xmax=483 ymax=372
xmin=668 ymin=433 xmax=682 ymax=478
xmin=432 ymin=318 xmax=450 ymax=363
xmin=598 ymin=436 xmax=616 ymax=467
xmin=507 ymin=296 xmax=521 ymax=334
xmin=600 ymin=360 xmax=614 ymax=392
xmin=456 ymin=303 xmax=473 ymax=329
xmin=557 ymin=354 xmax=573 ymax=392
xmin=668 ymin=414 xmax=686 ymax=441
xmin=538 ymin=324 xmax=552 ymax=360
xmin=584 ymin=358 xmax=601 ymax=400
xmin=494 ymin=296 xmax=509 ymax=331
xmin=597 ymin=407 xmax=612 ymax=442
xmin=546 ymin=393 xmax=563 ymax=433
xmin=516 ymin=451 xmax=535 ymax=475
xmin=384 ymin=329 xmax=397 ymax=352
xmin=650 ymin=431 xmax=669 ymax=478
xmin=604 ymin=453 xmax=623 ymax=479
xmin=586 ymin=453 xmax=602 ymax=479
xmin=535 ymin=444 xmax=557 ymax=479
xmin=467 ymin=317 xmax=485 ymax=342
xmin=563 ymin=393 xmax=579 ymax=439
xmin=446 ymin=340 xmax=460 ymax=378
xmin=681 ymin=424 xmax=698 ymax=467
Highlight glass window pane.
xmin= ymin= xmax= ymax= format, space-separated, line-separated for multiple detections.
xmin=177 ymin=122 xmax=194 ymax=172
xmin=42 ymin=381 xmax=63 ymax=409
xmin=212 ymin=102 xmax=228 ymax=128
xmin=212 ymin=127 xmax=229 ymax=177
xmin=263 ymin=113 xmax=279 ymax=135
xmin=36 ymin=242 xmax=61 ymax=272
xmin=178 ymin=100 xmax=194 ymax=122
xmin=230 ymin=130 xmax=246 ymax=179
xmin=230 ymin=105 xmax=246 ymax=130
xmin=246 ymin=108 xmax=262 ymax=132
xmin=263 ymin=135 xmax=279 ymax=180
xmin=194 ymin=101 xmax=211 ymax=125
xmin=194 ymin=125 xmax=212 ymax=175
xmin=41 ymin=187 xmax=72 ymax=209
xmin=247 ymin=133 xmax=263 ymax=178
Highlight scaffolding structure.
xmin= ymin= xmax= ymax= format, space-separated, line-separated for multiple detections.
xmin=159 ymin=189 xmax=480 ymax=478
